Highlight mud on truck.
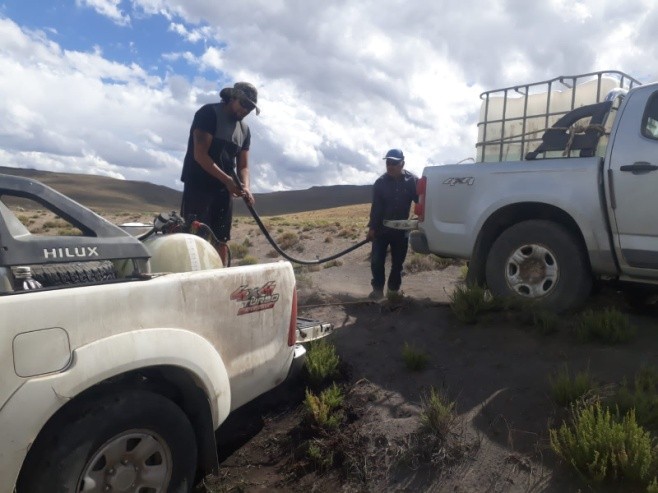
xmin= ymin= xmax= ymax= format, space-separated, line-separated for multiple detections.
xmin=388 ymin=70 xmax=658 ymax=312
xmin=0 ymin=174 xmax=332 ymax=493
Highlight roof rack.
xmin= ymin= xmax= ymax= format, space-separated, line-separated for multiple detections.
xmin=476 ymin=70 xmax=642 ymax=163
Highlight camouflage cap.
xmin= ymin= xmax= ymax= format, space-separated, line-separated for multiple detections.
xmin=220 ymin=81 xmax=260 ymax=115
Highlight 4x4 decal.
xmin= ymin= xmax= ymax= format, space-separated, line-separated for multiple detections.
xmin=230 ymin=281 xmax=280 ymax=315
xmin=443 ymin=177 xmax=475 ymax=186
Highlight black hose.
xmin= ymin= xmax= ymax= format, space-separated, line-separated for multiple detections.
xmin=229 ymin=168 xmax=369 ymax=265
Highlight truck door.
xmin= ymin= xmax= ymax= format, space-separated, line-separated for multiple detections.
xmin=607 ymin=85 xmax=658 ymax=274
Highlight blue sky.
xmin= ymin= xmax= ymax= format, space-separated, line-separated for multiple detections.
xmin=0 ymin=1 xmax=657 ymax=192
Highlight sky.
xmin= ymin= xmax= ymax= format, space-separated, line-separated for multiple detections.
xmin=0 ymin=0 xmax=657 ymax=193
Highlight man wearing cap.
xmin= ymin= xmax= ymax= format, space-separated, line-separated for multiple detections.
xmin=366 ymin=149 xmax=418 ymax=299
xmin=180 ymin=81 xmax=260 ymax=265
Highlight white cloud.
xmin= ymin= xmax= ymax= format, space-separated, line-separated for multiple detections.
xmin=76 ymin=0 xmax=131 ymax=26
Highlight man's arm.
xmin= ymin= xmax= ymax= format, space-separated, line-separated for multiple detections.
xmin=366 ymin=182 xmax=383 ymax=241
xmin=236 ymin=149 xmax=255 ymax=205
xmin=192 ymin=129 xmax=241 ymax=195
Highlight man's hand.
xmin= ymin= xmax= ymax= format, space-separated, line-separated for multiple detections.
xmin=242 ymin=187 xmax=255 ymax=206
xmin=224 ymin=179 xmax=242 ymax=196
xmin=366 ymin=228 xmax=376 ymax=242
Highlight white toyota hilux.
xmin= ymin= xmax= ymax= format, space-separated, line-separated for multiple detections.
xmin=0 ymin=174 xmax=331 ymax=493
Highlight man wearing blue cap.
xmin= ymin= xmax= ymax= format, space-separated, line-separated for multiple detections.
xmin=366 ymin=149 xmax=418 ymax=299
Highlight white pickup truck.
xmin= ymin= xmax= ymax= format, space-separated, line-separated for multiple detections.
xmin=0 ymin=174 xmax=331 ymax=493
xmin=388 ymin=71 xmax=658 ymax=312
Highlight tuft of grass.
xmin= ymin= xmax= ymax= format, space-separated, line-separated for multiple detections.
xmin=295 ymin=272 xmax=313 ymax=290
xmin=420 ymin=387 xmax=456 ymax=438
xmin=532 ymin=309 xmax=560 ymax=335
xmin=549 ymin=365 xmax=595 ymax=407
xmin=276 ymin=231 xmax=299 ymax=250
xmin=230 ymin=242 xmax=249 ymax=259
xmin=323 ymin=259 xmax=343 ymax=269
xmin=402 ymin=342 xmax=429 ymax=371
xmin=324 ymin=236 xmax=333 ymax=243
xmin=307 ymin=439 xmax=334 ymax=471
xmin=304 ymin=383 xmax=344 ymax=430
xmin=549 ymin=402 xmax=658 ymax=484
xmin=266 ymin=249 xmax=279 ymax=258
xmin=238 ymin=255 xmax=258 ymax=266
xmin=574 ymin=308 xmax=636 ymax=344
xmin=449 ymin=284 xmax=495 ymax=324
xmin=404 ymin=253 xmax=453 ymax=273
xmin=304 ymin=339 xmax=340 ymax=387
xmin=242 ymin=237 xmax=252 ymax=247
xmin=610 ymin=367 xmax=658 ymax=432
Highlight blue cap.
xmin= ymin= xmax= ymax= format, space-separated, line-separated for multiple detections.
xmin=383 ymin=149 xmax=404 ymax=161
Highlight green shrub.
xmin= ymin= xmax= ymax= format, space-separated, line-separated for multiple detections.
xmin=305 ymin=339 xmax=340 ymax=386
xmin=449 ymin=284 xmax=495 ymax=324
xmin=304 ymin=383 xmax=344 ymax=430
xmin=611 ymin=367 xmax=658 ymax=432
xmin=230 ymin=242 xmax=249 ymax=259
xmin=549 ymin=402 xmax=658 ymax=484
xmin=242 ymin=237 xmax=252 ymax=247
xmin=574 ymin=308 xmax=636 ymax=344
xmin=323 ymin=259 xmax=343 ymax=269
xmin=402 ymin=342 xmax=429 ymax=371
xmin=307 ymin=439 xmax=334 ymax=470
xmin=238 ymin=255 xmax=258 ymax=266
xmin=420 ymin=387 xmax=455 ymax=438
xmin=648 ymin=477 xmax=658 ymax=493
xmin=276 ymin=231 xmax=299 ymax=250
xmin=531 ymin=309 xmax=560 ymax=335
xmin=404 ymin=253 xmax=452 ymax=273
xmin=549 ymin=365 xmax=595 ymax=406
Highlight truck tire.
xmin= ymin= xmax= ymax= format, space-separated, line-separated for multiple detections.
xmin=31 ymin=261 xmax=117 ymax=287
xmin=17 ymin=390 xmax=197 ymax=493
xmin=485 ymin=220 xmax=591 ymax=312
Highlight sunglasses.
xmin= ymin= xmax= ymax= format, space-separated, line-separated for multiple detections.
xmin=386 ymin=159 xmax=403 ymax=166
xmin=238 ymin=99 xmax=255 ymax=111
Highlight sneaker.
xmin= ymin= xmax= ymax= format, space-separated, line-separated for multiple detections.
xmin=368 ymin=289 xmax=384 ymax=300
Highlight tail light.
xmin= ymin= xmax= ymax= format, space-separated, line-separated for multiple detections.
xmin=287 ymin=285 xmax=298 ymax=346
xmin=414 ymin=176 xmax=427 ymax=221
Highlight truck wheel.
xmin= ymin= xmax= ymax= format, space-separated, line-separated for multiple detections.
xmin=18 ymin=391 xmax=197 ymax=493
xmin=485 ymin=220 xmax=591 ymax=312
xmin=30 ymin=261 xmax=117 ymax=287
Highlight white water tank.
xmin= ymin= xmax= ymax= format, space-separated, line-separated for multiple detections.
xmin=143 ymin=233 xmax=224 ymax=273
xmin=477 ymin=77 xmax=623 ymax=162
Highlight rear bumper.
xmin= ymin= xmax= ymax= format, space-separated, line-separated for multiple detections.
xmin=285 ymin=344 xmax=307 ymax=382
xmin=296 ymin=317 xmax=333 ymax=343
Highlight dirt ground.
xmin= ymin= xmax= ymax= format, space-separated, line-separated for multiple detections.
xmin=198 ymin=219 xmax=658 ymax=493
xmin=11 ymin=205 xmax=658 ymax=492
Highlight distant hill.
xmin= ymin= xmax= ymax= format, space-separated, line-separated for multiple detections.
xmin=0 ymin=166 xmax=372 ymax=216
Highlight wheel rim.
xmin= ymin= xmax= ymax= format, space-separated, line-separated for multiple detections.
xmin=504 ymin=243 xmax=558 ymax=298
xmin=77 ymin=430 xmax=172 ymax=493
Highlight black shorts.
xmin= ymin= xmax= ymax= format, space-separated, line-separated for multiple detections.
xmin=180 ymin=185 xmax=233 ymax=242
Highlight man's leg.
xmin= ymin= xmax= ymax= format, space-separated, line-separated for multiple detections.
xmin=387 ymin=233 xmax=409 ymax=292
xmin=209 ymin=190 xmax=233 ymax=267
xmin=370 ymin=235 xmax=388 ymax=296
xmin=217 ymin=243 xmax=229 ymax=266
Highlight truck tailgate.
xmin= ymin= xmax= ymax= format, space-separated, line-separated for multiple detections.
xmin=296 ymin=317 xmax=333 ymax=343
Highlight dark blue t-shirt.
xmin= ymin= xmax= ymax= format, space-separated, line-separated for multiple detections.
xmin=180 ymin=102 xmax=251 ymax=191
xmin=368 ymin=170 xmax=418 ymax=234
